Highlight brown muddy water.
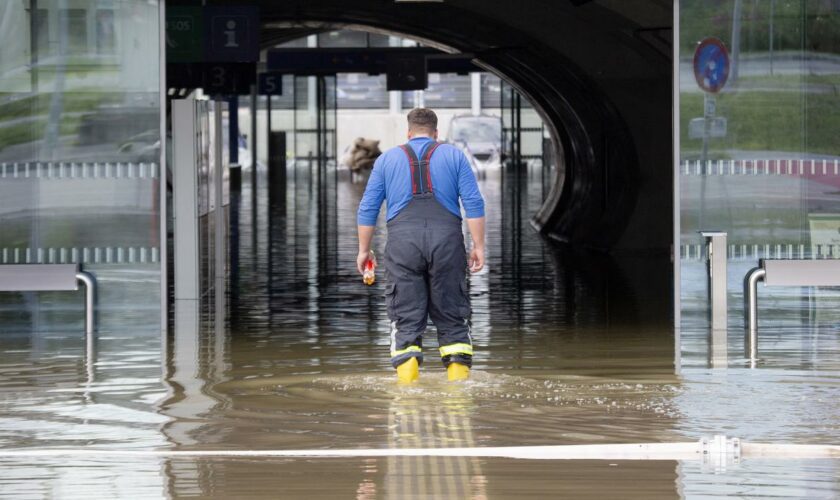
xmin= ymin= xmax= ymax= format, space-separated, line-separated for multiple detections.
xmin=0 ymin=165 xmax=839 ymax=498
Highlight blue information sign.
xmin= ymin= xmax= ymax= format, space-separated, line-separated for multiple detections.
xmin=693 ymin=37 xmax=730 ymax=93
xmin=203 ymin=6 xmax=260 ymax=63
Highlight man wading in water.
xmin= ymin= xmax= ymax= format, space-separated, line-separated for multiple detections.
xmin=356 ymin=108 xmax=486 ymax=383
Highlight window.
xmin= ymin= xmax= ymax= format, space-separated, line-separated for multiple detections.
xmin=95 ymin=10 xmax=115 ymax=54
xmin=60 ymin=9 xmax=87 ymax=53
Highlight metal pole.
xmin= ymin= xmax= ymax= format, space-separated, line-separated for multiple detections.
xmin=267 ymin=92 xmax=272 ymax=137
xmin=76 ymin=272 xmax=95 ymax=335
xmin=701 ymin=231 xmax=728 ymax=330
xmin=743 ymin=266 xmax=766 ymax=362
xmin=701 ymin=231 xmax=728 ymax=367
xmin=250 ymin=84 xmax=258 ymax=209
xmin=172 ymin=98 xmax=200 ymax=300
xmin=701 ymin=94 xmax=711 ymax=166
xmin=471 ymin=72 xmax=481 ymax=116
xmin=672 ymin=0 xmax=683 ymax=363
xmin=29 ymin=0 xmax=39 ymax=92
xmin=730 ymin=0 xmax=743 ymax=84
xmin=213 ymin=103 xmax=226 ymax=323
xmin=699 ymin=93 xmax=714 ymax=229
xmin=158 ymin=0 xmax=168 ymax=339
xmin=769 ymin=0 xmax=775 ymax=76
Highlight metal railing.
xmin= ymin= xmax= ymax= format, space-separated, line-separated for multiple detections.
xmin=0 ymin=264 xmax=96 ymax=335
xmin=743 ymin=259 xmax=840 ymax=362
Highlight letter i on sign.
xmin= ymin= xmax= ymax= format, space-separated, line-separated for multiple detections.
xmin=224 ymin=20 xmax=238 ymax=48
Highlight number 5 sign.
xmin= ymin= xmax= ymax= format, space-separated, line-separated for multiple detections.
xmin=258 ymin=73 xmax=284 ymax=95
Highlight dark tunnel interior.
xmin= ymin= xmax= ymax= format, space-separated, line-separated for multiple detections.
xmin=163 ymin=0 xmax=677 ymax=335
xmin=251 ymin=1 xmax=673 ymax=257
xmin=150 ymin=0 xmax=682 ymax=389
xmin=177 ymin=0 xmax=675 ymax=255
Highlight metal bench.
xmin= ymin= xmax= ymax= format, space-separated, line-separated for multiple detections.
xmin=744 ymin=259 xmax=840 ymax=359
xmin=0 ymin=264 xmax=96 ymax=334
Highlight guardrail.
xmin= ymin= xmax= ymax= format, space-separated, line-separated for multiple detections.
xmin=681 ymin=158 xmax=840 ymax=178
xmin=0 ymin=162 xmax=159 ymax=180
xmin=744 ymin=259 xmax=840 ymax=361
xmin=0 ymin=247 xmax=159 ymax=265
xmin=0 ymin=263 xmax=96 ymax=335
xmin=680 ymin=243 xmax=840 ymax=261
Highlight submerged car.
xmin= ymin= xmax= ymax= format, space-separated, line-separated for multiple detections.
xmin=446 ymin=114 xmax=503 ymax=178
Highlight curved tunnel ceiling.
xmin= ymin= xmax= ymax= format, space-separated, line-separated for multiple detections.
xmin=248 ymin=0 xmax=673 ymax=254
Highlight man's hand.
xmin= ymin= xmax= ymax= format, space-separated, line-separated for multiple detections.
xmin=357 ymin=250 xmax=373 ymax=275
xmin=468 ymin=246 xmax=485 ymax=273
xmin=465 ymin=216 xmax=486 ymax=273
xmin=357 ymin=225 xmax=376 ymax=275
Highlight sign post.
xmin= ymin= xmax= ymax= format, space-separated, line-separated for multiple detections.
xmin=693 ymin=37 xmax=730 ymax=168
xmin=693 ymin=37 xmax=731 ymax=327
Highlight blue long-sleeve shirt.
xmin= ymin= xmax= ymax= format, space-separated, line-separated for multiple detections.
xmin=357 ymin=137 xmax=485 ymax=226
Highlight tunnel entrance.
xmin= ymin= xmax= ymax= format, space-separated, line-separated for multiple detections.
xmin=164 ymin=3 xmax=677 ymax=375
xmin=159 ymin=7 xmax=679 ymax=466
xmin=164 ymin=2 xmax=676 ymax=383
xmin=255 ymin=1 xmax=672 ymax=255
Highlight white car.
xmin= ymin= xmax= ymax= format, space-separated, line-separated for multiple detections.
xmin=446 ymin=114 xmax=503 ymax=179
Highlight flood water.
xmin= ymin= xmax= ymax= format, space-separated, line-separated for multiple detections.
xmin=0 ymin=163 xmax=839 ymax=498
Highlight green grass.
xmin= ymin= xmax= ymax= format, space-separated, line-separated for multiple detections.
xmin=0 ymin=90 xmax=121 ymax=150
xmin=680 ymin=90 xmax=840 ymax=158
xmin=1 ymin=215 xmax=155 ymax=249
xmin=0 ymin=92 xmax=115 ymax=119
xmin=0 ymin=118 xmax=82 ymax=151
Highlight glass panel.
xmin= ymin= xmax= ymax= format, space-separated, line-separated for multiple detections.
xmin=62 ymin=9 xmax=87 ymax=53
xmin=291 ymin=75 xmax=337 ymax=164
xmin=261 ymin=75 xmax=297 ymax=164
xmin=318 ymin=30 xmax=368 ymax=48
xmin=401 ymin=73 xmax=472 ymax=108
xmin=277 ymin=37 xmax=308 ymax=48
xmin=95 ymin=10 xmax=116 ymax=54
xmin=323 ymin=75 xmax=337 ymax=163
xmin=679 ymin=1 xmax=840 ymax=329
xmin=481 ymin=73 xmax=502 ymax=109
xmin=336 ymin=73 xmax=388 ymax=109
xmin=294 ymin=76 xmax=317 ymax=161
xmin=401 ymin=90 xmax=418 ymax=109
xmin=368 ymin=33 xmax=391 ymax=47
xmin=34 ymin=9 xmax=50 ymax=60
xmin=0 ymin=0 xmax=162 ymax=333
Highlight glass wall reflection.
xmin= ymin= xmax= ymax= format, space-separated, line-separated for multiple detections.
xmin=0 ymin=0 xmax=162 ymax=333
xmin=679 ymin=1 xmax=840 ymax=332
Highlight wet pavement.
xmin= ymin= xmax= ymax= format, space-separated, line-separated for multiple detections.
xmin=0 ymin=163 xmax=839 ymax=498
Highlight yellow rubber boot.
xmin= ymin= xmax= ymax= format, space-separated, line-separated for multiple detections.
xmin=396 ymin=357 xmax=419 ymax=384
xmin=447 ymin=362 xmax=470 ymax=381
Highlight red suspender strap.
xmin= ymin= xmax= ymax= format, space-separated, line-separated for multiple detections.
xmin=399 ymin=145 xmax=418 ymax=194
xmin=422 ymin=142 xmax=441 ymax=192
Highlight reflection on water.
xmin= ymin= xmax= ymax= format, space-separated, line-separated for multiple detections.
xmin=0 ymin=164 xmax=839 ymax=497
xmin=384 ymin=384 xmax=486 ymax=498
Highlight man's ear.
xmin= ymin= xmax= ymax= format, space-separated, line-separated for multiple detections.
xmin=433 ymin=130 xmax=439 ymax=140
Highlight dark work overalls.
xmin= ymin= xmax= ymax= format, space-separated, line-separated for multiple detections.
xmin=385 ymin=141 xmax=474 ymax=369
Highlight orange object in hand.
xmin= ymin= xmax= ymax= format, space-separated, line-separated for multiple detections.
xmin=363 ymin=251 xmax=376 ymax=286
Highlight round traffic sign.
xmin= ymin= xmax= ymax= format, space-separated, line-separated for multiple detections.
xmin=693 ymin=37 xmax=730 ymax=93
